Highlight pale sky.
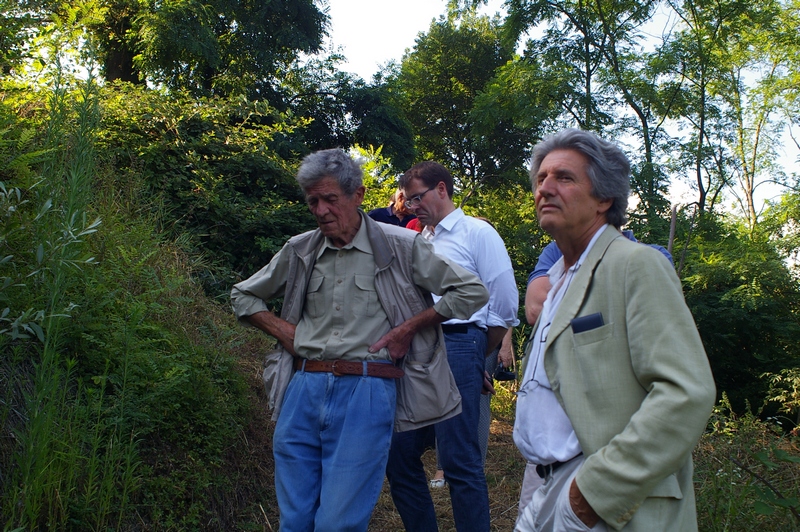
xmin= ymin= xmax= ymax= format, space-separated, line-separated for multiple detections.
xmin=325 ymin=0 xmax=505 ymax=80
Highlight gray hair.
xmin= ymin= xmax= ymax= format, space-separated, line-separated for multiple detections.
xmin=296 ymin=149 xmax=363 ymax=195
xmin=529 ymin=129 xmax=630 ymax=228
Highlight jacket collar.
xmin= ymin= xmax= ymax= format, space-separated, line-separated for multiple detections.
xmin=362 ymin=211 xmax=395 ymax=270
xmin=289 ymin=210 xmax=395 ymax=271
xmin=544 ymin=225 xmax=622 ymax=351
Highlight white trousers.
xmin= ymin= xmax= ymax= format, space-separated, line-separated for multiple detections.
xmin=516 ymin=455 xmax=608 ymax=532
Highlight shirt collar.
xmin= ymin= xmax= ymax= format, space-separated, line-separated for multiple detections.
xmin=547 ymin=224 xmax=609 ymax=282
xmin=317 ymin=216 xmax=373 ymax=258
xmin=432 ymin=207 xmax=463 ymax=235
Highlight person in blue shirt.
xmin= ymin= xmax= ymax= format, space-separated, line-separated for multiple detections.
xmin=367 ymin=189 xmax=417 ymax=227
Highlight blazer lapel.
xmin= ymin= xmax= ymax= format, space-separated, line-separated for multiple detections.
xmin=544 ymin=226 xmax=621 ymax=352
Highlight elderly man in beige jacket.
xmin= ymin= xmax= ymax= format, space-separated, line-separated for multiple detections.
xmin=231 ymin=149 xmax=487 ymax=532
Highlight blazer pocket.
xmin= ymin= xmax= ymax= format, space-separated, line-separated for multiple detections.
xmin=571 ymin=322 xmax=613 ymax=347
xmin=572 ymin=323 xmax=619 ymax=396
xmin=648 ymin=473 xmax=684 ymax=500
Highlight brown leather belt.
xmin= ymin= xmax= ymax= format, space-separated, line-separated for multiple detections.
xmin=293 ymin=358 xmax=404 ymax=379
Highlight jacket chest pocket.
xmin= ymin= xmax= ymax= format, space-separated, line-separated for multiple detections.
xmin=571 ymin=322 xmax=613 ymax=347
xmin=571 ymin=322 xmax=620 ymax=394
xmin=353 ymin=274 xmax=379 ymax=317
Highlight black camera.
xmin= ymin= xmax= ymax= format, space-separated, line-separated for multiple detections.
xmin=493 ymin=363 xmax=517 ymax=382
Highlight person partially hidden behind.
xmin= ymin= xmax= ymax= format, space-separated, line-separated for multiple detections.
xmin=514 ymin=129 xmax=716 ymax=531
xmin=387 ymin=161 xmax=519 ymax=532
xmin=230 ymin=149 xmax=488 ymax=532
xmin=368 ymin=189 xmax=417 ymax=227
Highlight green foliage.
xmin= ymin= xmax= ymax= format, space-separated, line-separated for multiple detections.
xmin=83 ymin=0 xmax=327 ymax=95
xmin=96 ymin=83 xmax=314 ymax=292
xmin=762 ymin=192 xmax=800 ymax=267
xmin=682 ymin=215 xmax=800 ymax=412
xmin=764 ymin=368 xmax=800 ymax=425
xmin=751 ymin=446 xmax=800 ymax=518
xmin=73 ymin=242 xmax=250 ymax=527
xmin=469 ymin=54 xmax=564 ymax=167
xmin=344 ymin=83 xmax=416 ymax=172
xmin=358 ymin=144 xmax=402 ymax=212
xmin=1 ymin=70 xmax=140 ymax=530
xmin=389 ymin=13 xmax=522 ymax=195
xmin=0 ymin=0 xmax=44 ymax=76
xmin=0 ymin=70 xmax=256 ymax=529
xmin=277 ymin=57 xmax=416 ymax=172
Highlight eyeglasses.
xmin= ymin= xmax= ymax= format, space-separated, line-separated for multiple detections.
xmin=404 ymin=186 xmax=436 ymax=207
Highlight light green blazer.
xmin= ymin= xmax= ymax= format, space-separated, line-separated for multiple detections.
xmin=541 ymin=225 xmax=716 ymax=531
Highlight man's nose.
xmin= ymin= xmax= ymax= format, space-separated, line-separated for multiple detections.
xmin=536 ymin=176 xmax=556 ymax=197
xmin=313 ymin=200 xmax=330 ymax=216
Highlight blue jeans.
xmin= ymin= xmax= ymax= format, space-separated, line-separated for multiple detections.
xmin=386 ymin=326 xmax=490 ymax=531
xmin=273 ymin=368 xmax=397 ymax=532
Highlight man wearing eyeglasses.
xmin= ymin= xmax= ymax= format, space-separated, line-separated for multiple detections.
xmin=514 ymin=129 xmax=715 ymax=531
xmin=386 ymin=161 xmax=519 ymax=532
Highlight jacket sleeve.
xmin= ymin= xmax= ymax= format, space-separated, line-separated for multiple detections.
xmin=230 ymin=244 xmax=291 ymax=324
xmin=410 ymin=236 xmax=488 ymax=321
xmin=575 ymin=247 xmax=716 ymax=528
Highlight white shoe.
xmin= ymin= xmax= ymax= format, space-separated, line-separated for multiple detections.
xmin=429 ymin=478 xmax=446 ymax=489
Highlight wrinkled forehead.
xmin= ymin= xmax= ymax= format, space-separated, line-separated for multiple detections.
xmin=303 ymin=176 xmax=348 ymax=198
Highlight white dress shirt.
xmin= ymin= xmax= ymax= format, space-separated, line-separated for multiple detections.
xmin=422 ymin=208 xmax=519 ymax=330
xmin=513 ymin=225 xmax=607 ymax=465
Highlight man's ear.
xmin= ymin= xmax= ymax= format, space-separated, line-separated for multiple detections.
xmin=354 ymin=185 xmax=366 ymax=206
xmin=597 ymin=197 xmax=613 ymax=214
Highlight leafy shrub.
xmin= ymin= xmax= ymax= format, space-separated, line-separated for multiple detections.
xmin=1 ymin=76 xmax=258 ymax=529
xmin=682 ymin=215 xmax=800 ymax=412
xmin=695 ymin=394 xmax=800 ymax=531
xmin=97 ymin=83 xmax=316 ymax=296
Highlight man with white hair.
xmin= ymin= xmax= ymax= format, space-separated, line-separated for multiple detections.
xmin=231 ymin=149 xmax=488 ymax=531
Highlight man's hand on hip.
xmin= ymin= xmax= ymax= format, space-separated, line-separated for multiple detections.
xmin=369 ymin=307 xmax=447 ymax=361
xmin=370 ymin=325 xmax=415 ymax=361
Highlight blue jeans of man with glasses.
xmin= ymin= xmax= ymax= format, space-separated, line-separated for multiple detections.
xmin=386 ymin=325 xmax=490 ymax=531
xmin=273 ymin=369 xmax=397 ymax=532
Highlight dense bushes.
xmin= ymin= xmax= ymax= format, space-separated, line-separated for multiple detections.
xmin=695 ymin=395 xmax=800 ymax=530
xmin=682 ymin=216 xmax=800 ymax=413
xmin=97 ymin=83 xmax=316 ymax=296
xmin=0 ymin=77 xmax=263 ymax=529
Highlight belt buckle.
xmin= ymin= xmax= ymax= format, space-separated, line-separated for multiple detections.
xmin=331 ymin=360 xmax=344 ymax=376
